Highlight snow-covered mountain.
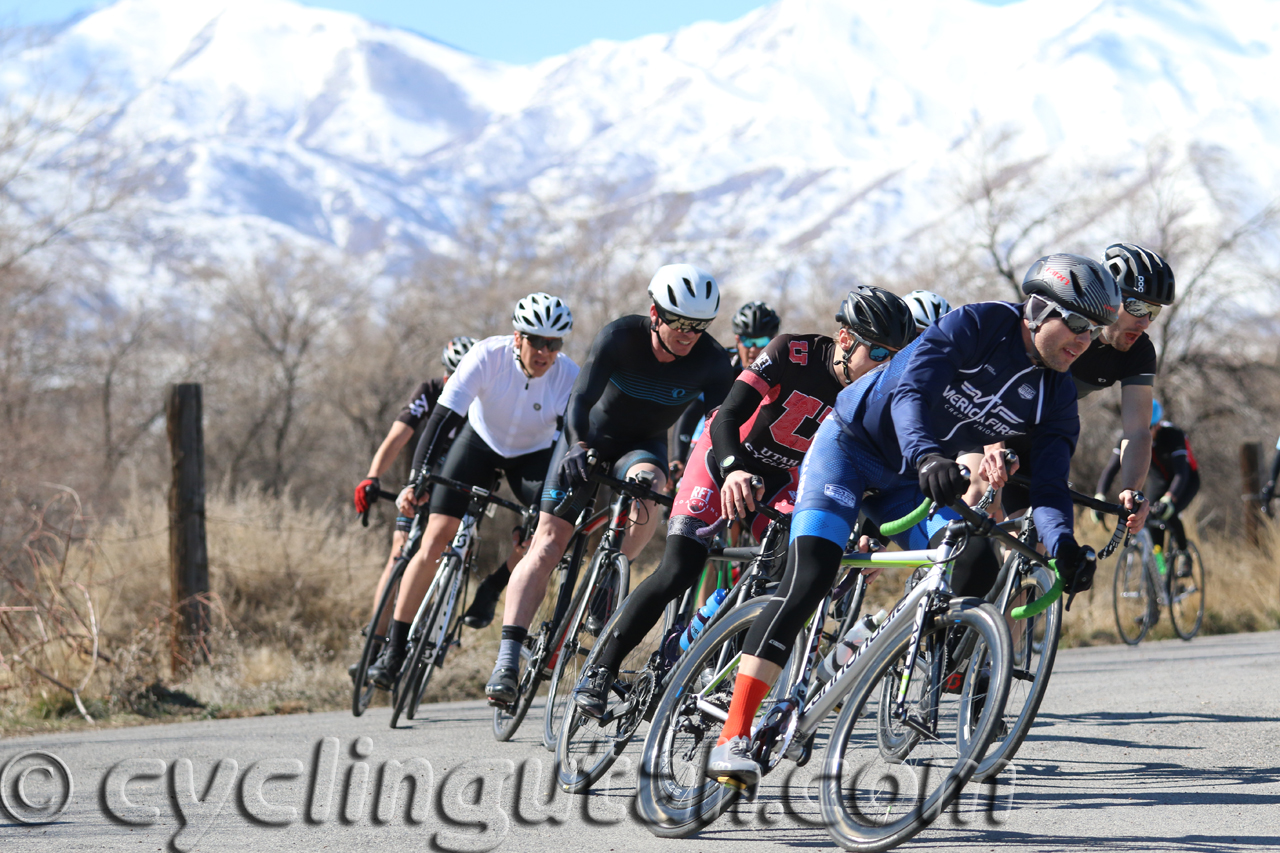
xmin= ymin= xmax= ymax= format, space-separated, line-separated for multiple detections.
xmin=5 ymin=0 xmax=1280 ymax=286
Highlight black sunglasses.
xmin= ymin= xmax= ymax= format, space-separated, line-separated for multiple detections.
xmin=655 ymin=305 xmax=713 ymax=333
xmin=520 ymin=333 xmax=564 ymax=352
xmin=1123 ymin=299 xmax=1161 ymax=320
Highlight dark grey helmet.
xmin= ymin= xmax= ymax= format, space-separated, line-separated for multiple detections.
xmin=1104 ymin=243 xmax=1176 ymax=306
xmin=1021 ymin=254 xmax=1121 ymax=326
xmin=731 ymin=301 xmax=781 ymax=337
xmin=835 ymin=285 xmax=916 ymax=350
xmin=441 ymin=336 xmax=477 ymax=373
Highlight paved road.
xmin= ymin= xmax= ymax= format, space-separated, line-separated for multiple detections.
xmin=4 ymin=630 xmax=1280 ymax=852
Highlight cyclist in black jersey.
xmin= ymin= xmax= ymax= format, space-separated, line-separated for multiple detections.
xmin=484 ymin=264 xmax=736 ymax=705
xmin=571 ymin=290 xmax=905 ymax=718
xmin=668 ymin=301 xmax=780 ymax=480
xmin=964 ymin=243 xmax=1175 ymax=534
xmin=1260 ymin=435 xmax=1280 ymax=517
xmin=1098 ymin=399 xmax=1200 ymax=551
xmin=348 ymin=337 xmax=473 ymax=679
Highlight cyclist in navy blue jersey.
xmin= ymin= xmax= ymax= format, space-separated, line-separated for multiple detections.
xmin=703 ymin=254 xmax=1121 ymax=788
xmin=484 ymin=264 xmax=736 ymax=705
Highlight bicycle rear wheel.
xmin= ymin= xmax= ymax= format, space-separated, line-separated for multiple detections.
xmin=544 ymin=550 xmax=629 ymax=752
xmin=557 ymin=558 xmax=673 ymax=794
xmin=351 ymin=561 xmax=403 ymax=717
xmin=974 ymin=562 xmax=1061 ymax=780
xmin=819 ymin=598 xmax=1011 ymax=852
xmin=1168 ymin=541 xmax=1205 ymax=640
xmin=1113 ymin=544 xmax=1152 ymax=646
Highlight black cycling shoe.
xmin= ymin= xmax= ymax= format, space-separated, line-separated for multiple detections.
xmin=463 ymin=577 xmax=502 ymax=629
xmin=368 ymin=644 xmax=406 ymax=691
xmin=572 ymin=664 xmax=615 ymax=719
xmin=348 ymin=662 xmax=359 ymax=684
xmin=485 ymin=667 xmax=519 ymax=706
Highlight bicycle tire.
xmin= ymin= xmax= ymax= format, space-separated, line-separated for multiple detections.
xmin=390 ymin=555 xmax=460 ymax=728
xmin=636 ymin=596 xmax=772 ymax=838
xmin=819 ymin=598 xmax=1012 ymax=852
xmin=556 ymin=554 xmax=671 ymax=794
xmin=1168 ymin=541 xmax=1205 ymax=640
xmin=1113 ymin=544 xmax=1152 ymax=645
xmin=405 ymin=562 xmax=466 ymax=721
xmin=351 ymin=560 xmax=404 ymax=717
xmin=974 ymin=562 xmax=1061 ymax=780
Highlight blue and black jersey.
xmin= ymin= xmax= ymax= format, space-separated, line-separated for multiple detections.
xmin=835 ymin=301 xmax=1080 ymax=552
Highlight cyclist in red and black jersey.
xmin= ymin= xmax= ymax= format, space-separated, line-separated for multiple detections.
xmin=1098 ymin=399 xmax=1200 ymax=551
xmin=571 ymin=288 xmax=910 ymax=718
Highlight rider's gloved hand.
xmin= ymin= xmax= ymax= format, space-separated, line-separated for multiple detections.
xmin=1156 ymin=495 xmax=1177 ymax=522
xmin=1054 ymin=538 xmax=1096 ymax=594
xmin=560 ymin=442 xmax=592 ymax=484
xmin=1091 ymin=492 xmax=1107 ymax=526
xmin=917 ymin=454 xmax=968 ymax=505
xmin=354 ymin=476 xmax=380 ymax=514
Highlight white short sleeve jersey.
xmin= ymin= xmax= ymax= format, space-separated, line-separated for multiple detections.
xmin=437 ymin=335 xmax=580 ymax=458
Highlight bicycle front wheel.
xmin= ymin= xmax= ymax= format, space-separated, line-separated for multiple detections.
xmin=1112 ymin=544 xmax=1152 ymax=646
xmin=974 ymin=562 xmax=1061 ymax=780
xmin=391 ymin=556 xmax=461 ymax=728
xmin=1168 ymin=541 xmax=1205 ymax=640
xmin=545 ymin=550 xmax=628 ymax=752
xmin=819 ymin=598 xmax=1012 ymax=852
xmin=351 ymin=560 xmax=403 ymax=717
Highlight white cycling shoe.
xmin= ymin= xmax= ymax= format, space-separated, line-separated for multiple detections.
xmin=705 ymin=735 xmax=760 ymax=790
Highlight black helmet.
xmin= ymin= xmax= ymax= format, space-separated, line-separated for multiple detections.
xmin=441 ymin=336 xmax=477 ymax=373
xmin=1104 ymin=243 xmax=1175 ymax=306
xmin=835 ymin=285 xmax=916 ymax=350
xmin=731 ymin=301 xmax=781 ymax=337
xmin=1021 ymin=254 xmax=1121 ymax=326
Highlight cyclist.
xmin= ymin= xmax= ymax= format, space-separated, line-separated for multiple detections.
xmin=484 ymin=264 xmax=736 ymax=705
xmin=1260 ymin=435 xmax=1280 ymax=517
xmin=704 ymin=254 xmax=1118 ymax=787
xmin=902 ymin=289 xmax=952 ymax=332
xmin=965 ymin=243 xmax=1175 ymax=533
xmin=571 ymin=286 xmax=915 ymax=718
xmin=670 ymin=301 xmax=781 ymax=480
xmin=367 ymin=293 xmax=579 ymax=689
xmin=1097 ymin=399 xmax=1200 ymax=553
xmin=350 ymin=336 xmax=474 ymax=678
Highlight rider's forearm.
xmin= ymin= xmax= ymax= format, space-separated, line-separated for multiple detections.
xmin=710 ymin=378 xmax=764 ymax=474
xmin=409 ymin=405 xmax=464 ymax=477
xmin=367 ymin=422 xmax=415 ymax=479
xmin=1116 ymin=428 xmax=1152 ymax=494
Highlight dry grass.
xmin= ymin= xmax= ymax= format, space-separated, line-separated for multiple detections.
xmin=3 ymin=488 xmax=1277 ymax=736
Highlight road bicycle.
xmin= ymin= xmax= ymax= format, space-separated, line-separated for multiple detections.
xmin=491 ymin=459 xmax=673 ymax=746
xmin=554 ymin=499 xmax=789 ymax=794
xmin=387 ymin=473 xmax=538 ymax=728
xmin=1113 ymin=518 xmax=1206 ymax=645
xmin=638 ymin=496 xmax=1056 ymax=851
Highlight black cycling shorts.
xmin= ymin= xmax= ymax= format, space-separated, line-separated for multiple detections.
xmin=428 ymin=422 xmax=552 ymax=519
xmin=539 ymin=432 xmax=668 ymax=520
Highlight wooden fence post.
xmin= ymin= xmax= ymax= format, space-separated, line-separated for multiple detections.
xmin=1241 ymin=441 xmax=1262 ymax=548
xmin=167 ymin=383 xmax=209 ymax=673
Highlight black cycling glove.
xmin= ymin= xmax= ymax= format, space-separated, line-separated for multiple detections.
xmin=917 ymin=454 xmax=968 ymax=506
xmin=1054 ymin=538 xmax=1095 ymax=594
xmin=560 ymin=442 xmax=592 ymax=484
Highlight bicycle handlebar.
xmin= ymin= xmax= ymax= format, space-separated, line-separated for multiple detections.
xmin=585 ymin=464 xmax=675 ymax=508
xmin=1008 ymin=560 xmax=1064 ymax=619
xmin=359 ymin=488 xmax=404 ymax=527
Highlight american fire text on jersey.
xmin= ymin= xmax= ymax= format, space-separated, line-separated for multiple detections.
xmin=941 ymin=381 xmax=1026 ymax=437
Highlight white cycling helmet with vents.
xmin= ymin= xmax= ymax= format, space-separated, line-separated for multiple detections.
xmin=903 ymin=290 xmax=953 ymax=330
xmin=512 ymin=292 xmax=573 ymax=336
xmin=647 ymin=264 xmax=721 ymax=321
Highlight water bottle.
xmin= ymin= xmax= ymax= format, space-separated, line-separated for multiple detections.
xmin=679 ymin=588 xmax=729 ymax=652
xmin=817 ymin=609 xmax=888 ymax=682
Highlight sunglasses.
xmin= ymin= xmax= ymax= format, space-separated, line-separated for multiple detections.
xmin=1123 ymin=299 xmax=1162 ymax=320
xmin=520 ymin=333 xmax=563 ymax=352
xmin=656 ymin=305 xmax=713 ymax=333
xmin=1039 ymin=303 xmax=1105 ymax=339
xmin=852 ymin=332 xmax=895 ymax=363
xmin=738 ymin=335 xmax=772 ymax=348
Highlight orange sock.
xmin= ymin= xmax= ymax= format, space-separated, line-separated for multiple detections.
xmin=717 ymin=674 xmax=771 ymax=745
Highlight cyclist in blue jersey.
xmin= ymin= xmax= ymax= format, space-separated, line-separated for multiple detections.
xmin=703 ymin=254 xmax=1121 ymax=787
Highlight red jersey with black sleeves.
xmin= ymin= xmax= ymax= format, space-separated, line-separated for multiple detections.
xmin=710 ymin=334 xmax=843 ymax=477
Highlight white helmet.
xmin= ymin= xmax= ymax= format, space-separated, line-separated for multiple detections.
xmin=441 ymin=336 xmax=477 ymax=374
xmin=647 ymin=264 xmax=720 ymax=321
xmin=512 ymin=292 xmax=573 ymax=336
xmin=903 ymin=290 xmax=952 ymax=330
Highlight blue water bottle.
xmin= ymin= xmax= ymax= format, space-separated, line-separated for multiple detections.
xmin=679 ymin=588 xmax=729 ymax=652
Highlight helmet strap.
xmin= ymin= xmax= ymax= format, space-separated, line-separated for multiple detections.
xmin=835 ymin=332 xmax=857 ymax=383
xmin=512 ymin=335 xmax=534 ymax=379
xmin=650 ymin=317 xmax=682 ymax=359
